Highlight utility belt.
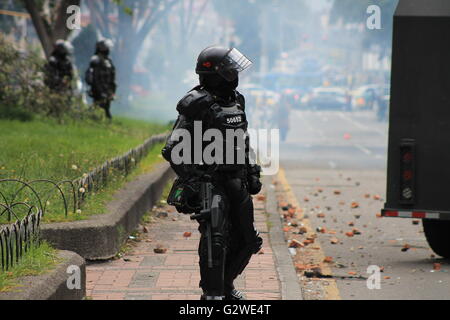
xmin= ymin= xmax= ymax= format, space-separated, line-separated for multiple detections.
xmin=167 ymin=166 xmax=246 ymax=214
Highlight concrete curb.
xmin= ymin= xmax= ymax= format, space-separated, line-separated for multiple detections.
xmin=263 ymin=175 xmax=303 ymax=300
xmin=41 ymin=162 xmax=175 ymax=260
xmin=0 ymin=250 xmax=86 ymax=300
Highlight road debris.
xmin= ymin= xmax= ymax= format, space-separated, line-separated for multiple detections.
xmin=330 ymin=237 xmax=340 ymax=244
xmin=316 ymin=226 xmax=326 ymax=233
xmin=289 ymin=239 xmax=304 ymax=248
xmin=154 ymin=244 xmax=167 ymax=254
xmin=345 ymin=231 xmax=354 ymax=237
xmin=433 ymin=263 xmax=442 ymax=271
xmin=156 ymin=211 xmax=168 ymax=218
xmin=256 ymin=195 xmax=266 ymax=201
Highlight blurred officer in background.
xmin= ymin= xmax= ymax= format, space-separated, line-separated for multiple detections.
xmin=44 ymin=40 xmax=74 ymax=92
xmin=85 ymin=39 xmax=116 ymax=120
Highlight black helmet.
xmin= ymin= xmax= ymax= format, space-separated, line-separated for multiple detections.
xmin=53 ymin=39 xmax=73 ymax=56
xmin=195 ymin=46 xmax=252 ymax=82
xmin=96 ymin=39 xmax=113 ymax=55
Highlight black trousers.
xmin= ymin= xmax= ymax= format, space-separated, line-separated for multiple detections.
xmin=93 ymin=95 xmax=112 ymax=119
xmin=197 ymin=174 xmax=262 ymax=296
xmin=98 ymin=100 xmax=112 ymax=119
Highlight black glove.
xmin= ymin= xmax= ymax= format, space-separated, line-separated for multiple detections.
xmin=247 ymin=164 xmax=262 ymax=195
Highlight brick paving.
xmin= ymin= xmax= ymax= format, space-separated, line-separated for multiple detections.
xmin=86 ymin=193 xmax=282 ymax=300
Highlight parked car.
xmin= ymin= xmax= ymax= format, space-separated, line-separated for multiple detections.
xmin=351 ymin=85 xmax=380 ymax=110
xmin=301 ymin=87 xmax=350 ymax=110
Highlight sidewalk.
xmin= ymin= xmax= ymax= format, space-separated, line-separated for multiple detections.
xmin=86 ymin=191 xmax=282 ymax=300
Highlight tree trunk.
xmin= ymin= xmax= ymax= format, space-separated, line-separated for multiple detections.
xmin=22 ymin=0 xmax=81 ymax=59
xmin=23 ymin=0 xmax=53 ymax=58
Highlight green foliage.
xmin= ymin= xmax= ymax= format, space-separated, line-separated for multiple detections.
xmin=0 ymin=35 xmax=91 ymax=122
xmin=0 ymin=241 xmax=59 ymax=292
xmin=112 ymin=0 xmax=134 ymax=16
xmin=72 ymin=142 xmax=165 ymax=223
xmin=0 ymin=0 xmax=25 ymax=34
xmin=0 ymin=117 xmax=168 ymax=223
xmin=0 ymin=104 xmax=34 ymax=122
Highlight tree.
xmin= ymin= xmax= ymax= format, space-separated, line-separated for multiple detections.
xmin=86 ymin=0 xmax=180 ymax=107
xmin=0 ymin=0 xmax=25 ymax=34
xmin=22 ymin=0 xmax=81 ymax=58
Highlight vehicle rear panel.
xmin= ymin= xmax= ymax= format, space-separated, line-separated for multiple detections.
xmin=384 ymin=1 xmax=450 ymax=218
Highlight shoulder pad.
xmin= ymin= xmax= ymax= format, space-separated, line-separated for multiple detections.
xmin=236 ymin=91 xmax=245 ymax=110
xmin=176 ymin=87 xmax=214 ymax=118
xmin=90 ymin=55 xmax=100 ymax=64
xmin=48 ymin=56 xmax=58 ymax=65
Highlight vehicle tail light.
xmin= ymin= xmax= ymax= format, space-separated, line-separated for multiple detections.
xmin=399 ymin=139 xmax=415 ymax=204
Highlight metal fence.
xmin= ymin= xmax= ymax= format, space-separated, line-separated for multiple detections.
xmin=73 ymin=132 xmax=168 ymax=206
xmin=0 ymin=133 xmax=168 ymax=271
xmin=0 ymin=178 xmax=77 ymax=221
xmin=0 ymin=209 xmax=42 ymax=271
xmin=0 ymin=133 xmax=168 ymax=223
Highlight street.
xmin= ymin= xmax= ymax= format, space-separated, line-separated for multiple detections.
xmin=279 ymin=109 xmax=450 ymax=299
xmin=281 ymin=109 xmax=387 ymax=170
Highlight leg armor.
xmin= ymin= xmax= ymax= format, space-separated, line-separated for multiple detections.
xmin=197 ymin=190 xmax=229 ymax=298
xmin=222 ymin=178 xmax=263 ymax=293
xmin=100 ymin=100 xmax=112 ymax=119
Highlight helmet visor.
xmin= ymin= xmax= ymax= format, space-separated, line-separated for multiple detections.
xmin=217 ymin=48 xmax=253 ymax=81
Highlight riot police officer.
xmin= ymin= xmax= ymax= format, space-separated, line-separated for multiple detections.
xmin=162 ymin=46 xmax=263 ymax=300
xmin=44 ymin=40 xmax=74 ymax=92
xmin=85 ymin=39 xmax=116 ymax=119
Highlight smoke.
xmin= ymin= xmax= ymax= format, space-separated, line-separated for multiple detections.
xmin=66 ymin=0 xmax=395 ymax=123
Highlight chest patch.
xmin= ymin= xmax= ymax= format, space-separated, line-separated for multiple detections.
xmin=226 ymin=115 xmax=243 ymax=124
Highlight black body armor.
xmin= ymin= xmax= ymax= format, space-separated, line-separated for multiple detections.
xmin=162 ymin=85 xmax=262 ymax=299
xmin=44 ymin=55 xmax=74 ymax=91
xmin=85 ymin=54 xmax=116 ymax=101
xmin=163 ymin=46 xmax=261 ymax=300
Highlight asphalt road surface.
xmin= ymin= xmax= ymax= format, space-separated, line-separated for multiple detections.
xmin=280 ymin=108 xmax=450 ymax=300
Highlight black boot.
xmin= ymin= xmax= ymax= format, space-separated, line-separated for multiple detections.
xmin=224 ymin=288 xmax=245 ymax=300
xmin=201 ymin=292 xmax=224 ymax=300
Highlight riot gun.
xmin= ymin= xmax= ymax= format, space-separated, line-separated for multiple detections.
xmin=190 ymin=181 xmax=222 ymax=268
